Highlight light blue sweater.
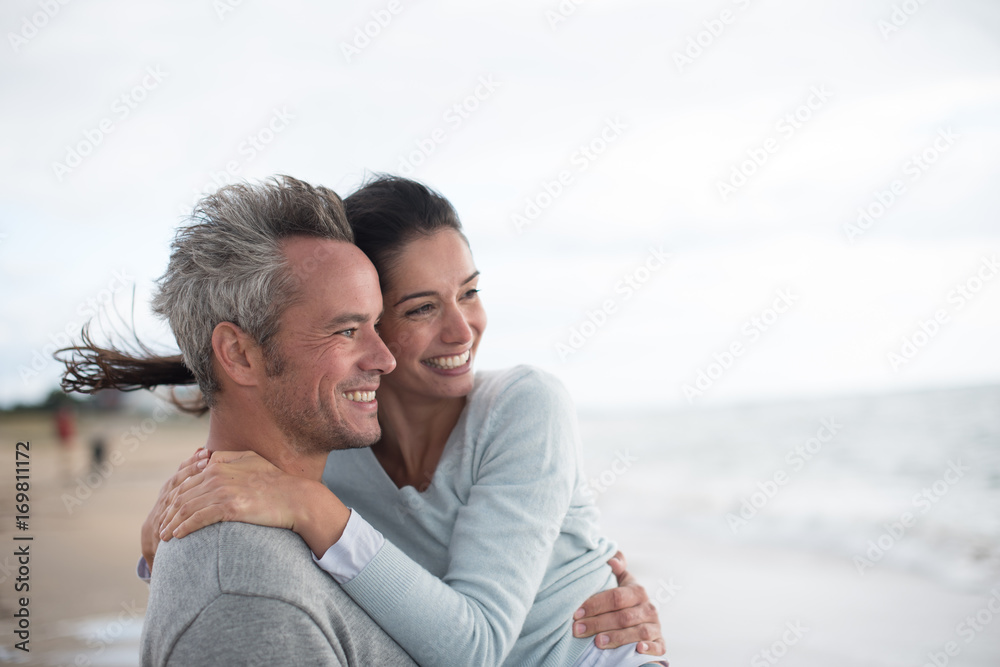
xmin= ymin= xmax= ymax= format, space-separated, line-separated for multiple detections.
xmin=322 ymin=365 xmax=619 ymax=667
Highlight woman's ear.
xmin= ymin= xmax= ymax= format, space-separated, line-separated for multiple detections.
xmin=211 ymin=322 xmax=265 ymax=387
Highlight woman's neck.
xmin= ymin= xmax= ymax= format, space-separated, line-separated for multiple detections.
xmin=373 ymin=387 xmax=467 ymax=491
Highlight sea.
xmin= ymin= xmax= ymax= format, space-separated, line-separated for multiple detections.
xmin=577 ymin=383 xmax=1000 ymax=592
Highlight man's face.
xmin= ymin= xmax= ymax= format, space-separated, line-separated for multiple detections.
xmin=260 ymin=237 xmax=395 ymax=455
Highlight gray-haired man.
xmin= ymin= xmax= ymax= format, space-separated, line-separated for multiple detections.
xmin=135 ymin=177 xmax=415 ymax=666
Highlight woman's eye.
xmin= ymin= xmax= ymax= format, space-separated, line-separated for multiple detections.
xmin=406 ymin=304 xmax=434 ymax=316
xmin=464 ymin=288 xmax=481 ymax=299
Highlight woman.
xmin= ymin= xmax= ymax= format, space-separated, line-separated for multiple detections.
xmin=121 ymin=176 xmax=665 ymax=666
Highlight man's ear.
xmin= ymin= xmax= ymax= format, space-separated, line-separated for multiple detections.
xmin=211 ymin=322 xmax=265 ymax=387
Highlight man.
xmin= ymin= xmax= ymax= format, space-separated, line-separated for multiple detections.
xmin=136 ymin=177 xmax=416 ymax=666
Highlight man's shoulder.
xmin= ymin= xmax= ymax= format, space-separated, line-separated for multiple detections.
xmin=144 ymin=523 xmax=347 ymax=664
xmin=155 ymin=522 xmax=327 ymax=597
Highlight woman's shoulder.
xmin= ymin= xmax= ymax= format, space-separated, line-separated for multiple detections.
xmin=472 ymin=364 xmax=571 ymax=405
xmin=467 ymin=365 xmax=577 ymax=437
xmin=462 ymin=365 xmax=581 ymax=469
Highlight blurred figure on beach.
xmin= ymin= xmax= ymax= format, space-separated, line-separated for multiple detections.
xmin=54 ymin=403 xmax=78 ymax=482
xmin=90 ymin=432 xmax=106 ymax=472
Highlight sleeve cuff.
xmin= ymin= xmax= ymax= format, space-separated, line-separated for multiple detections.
xmin=137 ymin=555 xmax=151 ymax=583
xmin=312 ymin=509 xmax=384 ymax=585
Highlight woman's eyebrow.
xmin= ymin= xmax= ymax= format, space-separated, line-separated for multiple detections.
xmin=394 ymin=290 xmax=435 ymax=307
xmin=394 ymin=272 xmax=480 ymax=307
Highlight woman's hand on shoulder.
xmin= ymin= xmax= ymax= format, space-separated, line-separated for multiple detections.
xmin=159 ymin=450 xmax=301 ymax=539
xmin=157 ymin=450 xmax=351 ymax=558
xmin=572 ymin=551 xmax=665 ymax=656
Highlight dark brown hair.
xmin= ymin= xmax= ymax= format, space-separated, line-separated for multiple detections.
xmin=344 ymin=174 xmax=466 ymax=292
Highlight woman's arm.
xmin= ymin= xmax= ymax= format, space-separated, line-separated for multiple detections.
xmin=333 ymin=368 xmax=579 ymax=665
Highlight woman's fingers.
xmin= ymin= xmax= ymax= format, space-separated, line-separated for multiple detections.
xmin=574 ymin=608 xmax=661 ymax=649
xmin=156 ymin=452 xmax=261 ymax=535
xmin=158 ymin=465 xmax=229 ymax=538
xmin=170 ymin=504 xmax=228 ymax=540
xmin=608 ymin=550 xmax=628 ymax=581
xmin=636 ymin=638 xmax=666 ymax=656
xmin=157 ymin=451 xmax=294 ymax=540
xmin=158 ymin=482 xmax=225 ymax=539
xmin=574 ymin=582 xmax=663 ymax=650
xmin=576 ymin=581 xmax=647 ymax=620
xmin=584 ymin=622 xmax=661 ymax=651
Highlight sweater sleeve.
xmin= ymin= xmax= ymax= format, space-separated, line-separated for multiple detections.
xmin=341 ymin=368 xmax=580 ymax=666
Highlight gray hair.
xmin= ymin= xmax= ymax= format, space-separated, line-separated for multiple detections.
xmin=151 ymin=175 xmax=353 ymax=406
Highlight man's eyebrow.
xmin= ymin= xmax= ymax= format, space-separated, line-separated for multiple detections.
xmin=393 ymin=272 xmax=480 ymax=308
xmin=324 ymin=313 xmax=370 ymax=330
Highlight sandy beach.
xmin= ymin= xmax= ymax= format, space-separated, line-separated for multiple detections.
xmin=1 ymin=409 xmax=999 ymax=666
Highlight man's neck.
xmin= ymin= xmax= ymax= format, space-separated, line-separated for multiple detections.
xmin=205 ymin=401 xmax=327 ymax=482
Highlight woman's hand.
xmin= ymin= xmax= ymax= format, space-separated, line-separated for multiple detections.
xmin=157 ymin=450 xmax=351 ymax=558
xmin=572 ymin=551 xmax=664 ymax=655
xmin=140 ymin=448 xmax=210 ymax=573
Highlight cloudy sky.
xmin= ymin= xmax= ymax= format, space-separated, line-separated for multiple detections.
xmin=2 ymin=0 xmax=998 ymax=410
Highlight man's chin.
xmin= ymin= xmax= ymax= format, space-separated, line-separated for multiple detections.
xmin=334 ymin=425 xmax=381 ymax=451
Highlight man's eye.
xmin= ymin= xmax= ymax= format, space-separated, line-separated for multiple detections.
xmin=338 ymin=328 xmax=357 ymax=338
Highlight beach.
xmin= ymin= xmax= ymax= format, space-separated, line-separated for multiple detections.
xmin=2 ymin=384 xmax=1000 ymax=666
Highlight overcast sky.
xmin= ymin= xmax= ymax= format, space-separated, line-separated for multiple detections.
xmin=2 ymin=0 xmax=998 ymax=410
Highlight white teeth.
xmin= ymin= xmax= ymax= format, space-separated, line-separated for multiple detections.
xmin=424 ymin=350 xmax=471 ymax=369
xmin=342 ymin=391 xmax=376 ymax=403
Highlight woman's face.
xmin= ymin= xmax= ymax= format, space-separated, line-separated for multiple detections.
xmin=377 ymin=228 xmax=487 ymax=401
